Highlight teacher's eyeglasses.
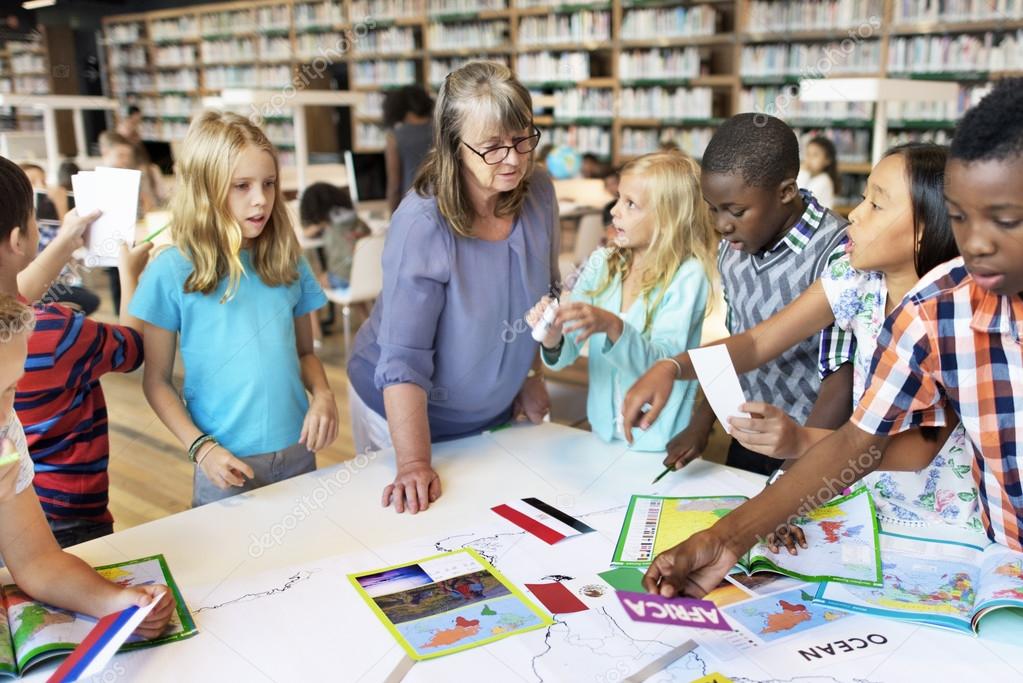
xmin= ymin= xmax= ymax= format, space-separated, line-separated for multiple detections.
xmin=461 ymin=128 xmax=542 ymax=165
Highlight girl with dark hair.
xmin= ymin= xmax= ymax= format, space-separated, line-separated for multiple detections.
xmin=383 ymin=85 xmax=434 ymax=212
xmin=641 ymin=143 xmax=978 ymax=531
xmin=798 ymin=135 xmax=841 ymax=210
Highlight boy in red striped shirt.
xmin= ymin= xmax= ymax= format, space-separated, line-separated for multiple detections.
xmin=2 ymin=158 xmax=153 ymax=547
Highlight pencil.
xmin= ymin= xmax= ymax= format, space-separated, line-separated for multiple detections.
xmin=141 ymin=224 xmax=169 ymax=243
xmin=651 ymin=464 xmax=673 ymax=485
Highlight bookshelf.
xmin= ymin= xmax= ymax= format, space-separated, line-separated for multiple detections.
xmin=0 ymin=27 xmax=52 ymax=135
xmin=102 ymin=0 xmax=1023 ymax=206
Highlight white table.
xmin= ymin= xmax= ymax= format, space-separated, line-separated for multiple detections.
xmin=22 ymin=423 xmax=1023 ymax=682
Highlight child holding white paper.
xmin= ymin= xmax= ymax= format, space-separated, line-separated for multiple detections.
xmin=131 ymin=111 xmax=339 ymax=506
xmin=526 ymin=150 xmax=716 ymax=451
xmin=0 ymin=168 xmax=173 ymax=636
xmin=628 ymin=144 xmax=981 ymax=532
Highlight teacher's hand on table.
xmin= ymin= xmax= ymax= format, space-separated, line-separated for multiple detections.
xmin=382 ymin=462 xmax=442 ymax=514
xmin=621 ymin=360 xmax=678 ymax=443
xmin=512 ymin=373 xmax=550 ymax=423
xmin=642 ymin=528 xmax=741 ymax=598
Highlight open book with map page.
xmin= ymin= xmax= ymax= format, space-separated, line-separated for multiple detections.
xmin=612 ymin=487 xmax=883 ymax=587
xmin=0 ymin=554 xmax=197 ymax=678
xmin=815 ymin=531 xmax=1023 ymax=634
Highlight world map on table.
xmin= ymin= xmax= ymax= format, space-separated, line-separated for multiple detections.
xmin=842 ymin=557 xmax=977 ymax=618
xmin=725 ymin=587 xmax=849 ymax=644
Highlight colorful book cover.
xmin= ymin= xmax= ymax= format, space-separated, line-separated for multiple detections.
xmin=814 ymin=531 xmax=1023 ymax=634
xmin=612 ymin=488 xmax=883 ymax=587
xmin=349 ymin=548 xmax=553 ymax=660
xmin=0 ymin=554 xmax=197 ymax=678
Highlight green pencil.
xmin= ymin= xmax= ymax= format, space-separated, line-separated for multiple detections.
xmin=141 ymin=224 xmax=169 ymax=243
xmin=651 ymin=464 xmax=674 ymax=485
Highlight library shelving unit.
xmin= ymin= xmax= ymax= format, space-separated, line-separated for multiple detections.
xmin=102 ymin=0 xmax=1023 ymax=208
xmin=0 ymin=28 xmax=53 ymax=136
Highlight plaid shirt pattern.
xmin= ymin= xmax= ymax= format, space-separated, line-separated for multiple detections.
xmin=853 ymin=257 xmax=1022 ymax=550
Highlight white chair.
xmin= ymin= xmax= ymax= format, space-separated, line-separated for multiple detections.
xmin=324 ymin=234 xmax=386 ymax=358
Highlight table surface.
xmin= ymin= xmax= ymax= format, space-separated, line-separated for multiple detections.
xmin=19 ymin=423 xmax=1023 ymax=682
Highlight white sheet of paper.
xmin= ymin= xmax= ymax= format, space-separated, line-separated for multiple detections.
xmin=76 ymin=596 xmax=161 ymax=679
xmin=72 ymin=167 xmax=140 ymax=267
xmin=688 ymin=345 xmax=749 ymax=434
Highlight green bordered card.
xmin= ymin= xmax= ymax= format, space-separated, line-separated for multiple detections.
xmin=349 ymin=548 xmax=553 ymax=660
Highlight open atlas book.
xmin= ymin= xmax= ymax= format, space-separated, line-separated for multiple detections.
xmin=815 ymin=531 xmax=1023 ymax=634
xmin=0 ymin=554 xmax=197 ymax=678
xmin=613 ymin=487 xmax=882 ymax=587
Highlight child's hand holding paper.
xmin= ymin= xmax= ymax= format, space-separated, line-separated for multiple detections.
xmin=687 ymin=345 xmax=750 ymax=434
xmin=71 ymin=167 xmax=141 ymax=267
xmin=727 ymin=401 xmax=808 ymax=459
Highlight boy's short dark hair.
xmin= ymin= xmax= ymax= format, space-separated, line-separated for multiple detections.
xmin=0 ymin=156 xmax=34 ymax=243
xmin=382 ymin=85 xmax=434 ymax=128
xmin=702 ymin=113 xmax=800 ymax=189
xmin=950 ymin=78 xmax=1023 ymax=164
xmin=299 ymin=182 xmax=354 ymax=226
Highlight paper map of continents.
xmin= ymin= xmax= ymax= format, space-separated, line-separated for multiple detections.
xmin=742 ymin=487 xmax=881 ymax=586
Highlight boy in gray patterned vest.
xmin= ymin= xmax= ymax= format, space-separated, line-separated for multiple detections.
xmin=625 ymin=114 xmax=855 ymax=476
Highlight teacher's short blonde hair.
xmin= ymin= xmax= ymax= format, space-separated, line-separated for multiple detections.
xmin=412 ymin=61 xmax=535 ymax=238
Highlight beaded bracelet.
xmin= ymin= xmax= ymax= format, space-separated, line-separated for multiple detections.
xmin=188 ymin=434 xmax=217 ymax=463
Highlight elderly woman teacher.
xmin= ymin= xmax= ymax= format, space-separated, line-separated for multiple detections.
xmin=347 ymin=62 xmax=560 ymax=514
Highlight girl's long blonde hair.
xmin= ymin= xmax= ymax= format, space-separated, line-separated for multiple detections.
xmin=170 ymin=110 xmax=301 ymax=301
xmin=590 ymin=150 xmax=716 ymax=333
xmin=412 ymin=61 xmax=535 ymax=238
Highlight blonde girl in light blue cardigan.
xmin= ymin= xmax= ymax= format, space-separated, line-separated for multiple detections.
xmin=527 ymin=150 xmax=716 ymax=451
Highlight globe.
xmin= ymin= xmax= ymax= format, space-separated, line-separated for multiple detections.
xmin=545 ymin=145 xmax=581 ymax=180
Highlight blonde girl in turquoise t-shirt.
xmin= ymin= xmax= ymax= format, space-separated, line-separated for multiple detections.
xmin=527 ymin=150 xmax=716 ymax=451
xmin=131 ymin=111 xmax=339 ymax=506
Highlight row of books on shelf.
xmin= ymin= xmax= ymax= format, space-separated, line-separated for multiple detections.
xmin=887 ymin=32 xmax=1023 ymax=74
xmin=353 ymin=59 xmax=417 ymax=86
xmin=740 ymin=40 xmax=882 ymax=76
xmin=518 ymin=51 xmax=589 ymax=83
xmin=518 ymin=12 xmax=610 ymax=46
xmin=10 ymin=53 xmax=46 ymax=75
xmin=429 ymin=0 xmax=507 ymax=14
xmin=137 ymin=95 xmax=199 ymax=118
xmin=427 ymin=21 xmax=509 ymax=50
xmin=151 ymin=17 xmax=197 ymax=42
xmin=154 ymin=45 xmax=198 ymax=67
xmin=618 ymin=86 xmax=714 ymax=120
xmin=745 ymin=0 xmax=883 ymax=33
xmin=358 ymin=26 xmax=416 ymax=53
xmin=357 ymin=121 xmax=387 ymax=148
xmin=351 ymin=0 xmax=424 ymax=22
xmin=295 ymin=1 xmax=345 ymax=28
xmin=620 ymin=6 xmax=717 ymax=40
xmin=109 ymin=46 xmax=147 ymax=70
xmin=205 ymin=65 xmax=293 ymax=90
xmin=542 ymin=124 xmax=612 ymax=157
xmin=620 ymin=126 xmax=713 ymax=158
xmin=892 ymin=0 xmax=1023 ymax=23
xmin=618 ymin=47 xmax=701 ymax=81
xmin=740 ymin=86 xmax=872 ymax=121
xmin=885 ymin=82 xmax=993 ymax=120
xmin=550 ymin=88 xmax=614 ymax=119
xmin=358 ymin=91 xmax=385 ymax=117
xmin=297 ymin=33 xmax=349 ymax=59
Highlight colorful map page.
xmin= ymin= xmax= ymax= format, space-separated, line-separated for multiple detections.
xmin=395 ymin=594 xmax=544 ymax=657
xmin=723 ymin=587 xmax=848 ymax=644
